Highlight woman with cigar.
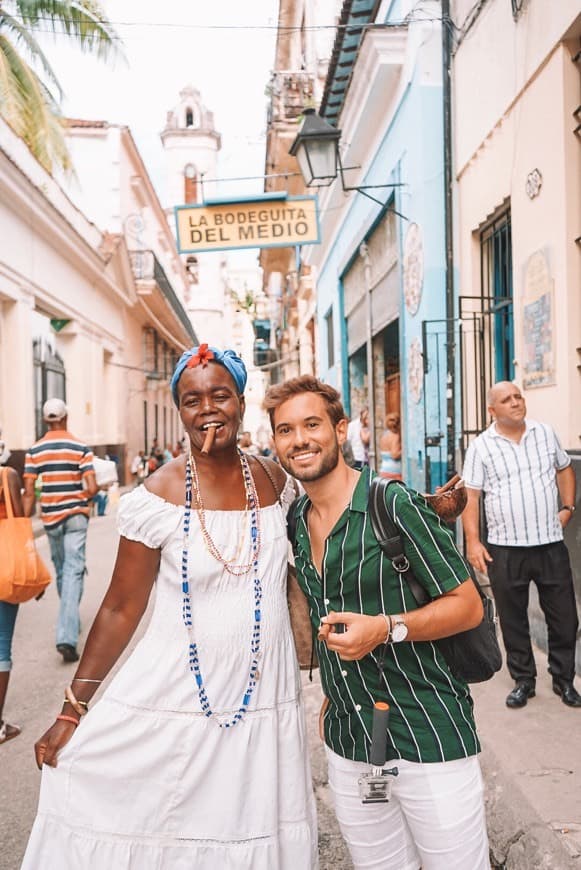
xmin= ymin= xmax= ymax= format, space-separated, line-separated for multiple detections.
xmin=23 ymin=345 xmax=318 ymax=869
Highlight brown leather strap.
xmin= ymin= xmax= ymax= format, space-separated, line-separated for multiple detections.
xmin=252 ymin=454 xmax=282 ymax=501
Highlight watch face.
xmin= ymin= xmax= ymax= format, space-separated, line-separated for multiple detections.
xmin=392 ymin=621 xmax=408 ymax=643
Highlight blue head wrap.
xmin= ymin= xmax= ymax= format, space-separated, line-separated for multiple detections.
xmin=170 ymin=344 xmax=247 ymax=407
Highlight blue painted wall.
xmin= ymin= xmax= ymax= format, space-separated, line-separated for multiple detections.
xmin=315 ymin=42 xmax=448 ymax=491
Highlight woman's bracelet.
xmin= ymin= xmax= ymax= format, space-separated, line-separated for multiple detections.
xmin=72 ymin=677 xmax=103 ymax=684
xmin=64 ymin=685 xmax=89 ymax=717
xmin=56 ymin=714 xmax=80 ymax=727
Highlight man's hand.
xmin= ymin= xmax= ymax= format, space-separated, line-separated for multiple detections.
xmin=558 ymin=508 xmax=573 ymax=529
xmin=466 ymin=540 xmax=492 ymax=574
xmin=318 ymin=611 xmax=388 ymax=660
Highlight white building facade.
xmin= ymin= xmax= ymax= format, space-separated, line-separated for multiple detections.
xmin=0 ymin=115 xmax=195 ymax=481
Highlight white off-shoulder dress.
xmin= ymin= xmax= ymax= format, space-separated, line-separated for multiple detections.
xmin=23 ymin=482 xmax=318 ymax=869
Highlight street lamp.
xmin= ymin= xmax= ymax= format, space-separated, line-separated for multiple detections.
xmin=289 ymin=108 xmax=341 ymax=188
xmin=289 ymin=108 xmax=405 ymax=209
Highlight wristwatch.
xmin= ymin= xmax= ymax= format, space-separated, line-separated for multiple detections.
xmin=561 ymin=505 xmax=576 ymax=513
xmin=389 ymin=616 xmax=408 ymax=643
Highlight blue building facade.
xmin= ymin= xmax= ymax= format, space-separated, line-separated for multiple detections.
xmin=305 ymin=1 xmax=450 ymax=491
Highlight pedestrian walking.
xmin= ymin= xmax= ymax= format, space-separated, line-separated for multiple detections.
xmin=0 ymin=433 xmax=24 ymax=744
xmin=346 ymin=406 xmax=370 ymax=469
xmin=130 ymin=449 xmax=148 ymax=485
xmin=22 ymin=399 xmax=97 ymax=663
xmin=265 ymin=375 xmax=490 ymax=870
xmin=462 ymin=381 xmax=581 ymax=709
xmin=23 ymin=346 xmax=317 ymax=870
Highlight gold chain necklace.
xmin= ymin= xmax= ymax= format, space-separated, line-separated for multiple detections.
xmin=189 ymin=449 xmax=261 ymax=575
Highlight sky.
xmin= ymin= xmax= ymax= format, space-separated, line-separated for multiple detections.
xmin=40 ymin=1 xmax=280 ymax=216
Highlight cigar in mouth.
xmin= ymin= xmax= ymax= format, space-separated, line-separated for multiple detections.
xmin=437 ymin=473 xmax=461 ymax=494
xmin=201 ymin=424 xmax=219 ymax=455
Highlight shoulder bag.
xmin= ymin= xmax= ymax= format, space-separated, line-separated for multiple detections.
xmin=0 ymin=468 xmax=52 ymax=604
xmin=369 ymin=476 xmax=502 ymax=683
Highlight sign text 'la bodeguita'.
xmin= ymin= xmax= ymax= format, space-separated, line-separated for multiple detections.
xmin=175 ymin=196 xmax=320 ymax=254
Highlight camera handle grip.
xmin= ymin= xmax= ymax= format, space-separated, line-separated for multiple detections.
xmin=370 ymin=701 xmax=390 ymax=769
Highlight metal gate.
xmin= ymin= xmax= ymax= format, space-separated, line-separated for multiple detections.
xmin=421 ymin=298 xmax=513 ymax=490
xmin=458 ymin=294 xmax=514 ymax=453
xmin=421 ymin=318 xmax=450 ymax=492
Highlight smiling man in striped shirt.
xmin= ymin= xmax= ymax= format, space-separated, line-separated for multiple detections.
xmin=462 ymin=381 xmax=580 ymax=709
xmin=266 ymin=376 xmax=489 ymax=870
xmin=23 ymin=399 xmax=97 ymax=663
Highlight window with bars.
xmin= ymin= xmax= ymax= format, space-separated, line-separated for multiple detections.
xmin=480 ymin=209 xmax=514 ymax=384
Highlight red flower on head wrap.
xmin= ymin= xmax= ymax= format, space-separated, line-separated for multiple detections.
xmin=186 ymin=343 xmax=215 ymax=369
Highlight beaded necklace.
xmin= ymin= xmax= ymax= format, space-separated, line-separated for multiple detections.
xmin=181 ymin=450 xmax=262 ymax=728
xmin=189 ymin=449 xmax=261 ymax=574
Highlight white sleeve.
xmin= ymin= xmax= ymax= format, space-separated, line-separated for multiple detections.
xmin=552 ymin=429 xmax=571 ymax=471
xmin=117 ymin=487 xmax=181 ymax=549
xmin=462 ymin=441 xmax=485 ymax=489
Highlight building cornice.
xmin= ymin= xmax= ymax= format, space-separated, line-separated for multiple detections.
xmin=0 ymin=120 xmax=134 ymax=308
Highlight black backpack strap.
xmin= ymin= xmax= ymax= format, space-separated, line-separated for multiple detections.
xmin=369 ymin=477 xmax=407 ymax=565
xmin=287 ymin=494 xmax=307 ymax=544
xmin=368 ymin=477 xmax=429 ymax=607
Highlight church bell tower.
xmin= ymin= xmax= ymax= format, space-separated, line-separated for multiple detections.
xmin=161 ymin=85 xmax=225 ymax=343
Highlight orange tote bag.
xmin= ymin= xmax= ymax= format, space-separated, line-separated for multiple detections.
xmin=0 ymin=468 xmax=51 ymax=604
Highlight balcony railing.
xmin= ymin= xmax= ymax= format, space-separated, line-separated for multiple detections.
xmin=129 ymin=250 xmax=196 ymax=343
xmin=267 ymin=71 xmax=315 ymax=125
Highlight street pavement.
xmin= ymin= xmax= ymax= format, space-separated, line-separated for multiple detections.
xmin=471 ymin=649 xmax=581 ymax=868
xmin=1 ymin=507 xmax=351 ymax=870
xmin=2 ymin=506 xmax=580 ymax=869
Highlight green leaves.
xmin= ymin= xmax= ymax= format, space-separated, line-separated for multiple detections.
xmin=0 ymin=1 xmax=124 ymax=172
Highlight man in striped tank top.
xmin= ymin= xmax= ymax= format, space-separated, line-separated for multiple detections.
xmin=462 ymin=382 xmax=580 ymax=709
xmin=266 ymin=376 xmax=490 ymax=870
xmin=23 ymin=399 xmax=98 ymax=663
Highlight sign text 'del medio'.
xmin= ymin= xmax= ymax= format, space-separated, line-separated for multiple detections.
xmin=175 ymin=196 xmax=320 ymax=253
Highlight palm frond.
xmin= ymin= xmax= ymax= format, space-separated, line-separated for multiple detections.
xmin=0 ymin=11 xmax=62 ymax=98
xmin=0 ymin=33 xmax=70 ymax=171
xmin=15 ymin=0 xmax=125 ymax=64
xmin=0 ymin=32 xmax=37 ymax=136
xmin=0 ymin=0 xmax=125 ymax=172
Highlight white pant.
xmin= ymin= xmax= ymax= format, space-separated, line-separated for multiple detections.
xmin=325 ymin=747 xmax=489 ymax=870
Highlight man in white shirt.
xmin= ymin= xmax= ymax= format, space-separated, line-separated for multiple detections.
xmin=462 ymin=382 xmax=580 ymax=709
xmin=346 ymin=407 xmax=370 ymax=470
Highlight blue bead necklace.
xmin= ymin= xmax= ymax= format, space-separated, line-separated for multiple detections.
xmin=181 ymin=450 xmax=262 ymax=728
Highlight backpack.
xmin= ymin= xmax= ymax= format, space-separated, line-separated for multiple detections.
xmin=369 ymin=477 xmax=502 ymax=683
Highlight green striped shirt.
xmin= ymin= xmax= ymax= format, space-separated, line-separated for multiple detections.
xmin=292 ymin=468 xmax=481 ymax=764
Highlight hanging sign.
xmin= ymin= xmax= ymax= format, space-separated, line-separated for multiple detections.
xmin=175 ymin=194 xmax=320 ymax=254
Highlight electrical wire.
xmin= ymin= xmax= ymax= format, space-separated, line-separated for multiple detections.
xmin=7 ymin=16 xmax=447 ymax=40
xmin=14 ymin=16 xmax=444 ymax=31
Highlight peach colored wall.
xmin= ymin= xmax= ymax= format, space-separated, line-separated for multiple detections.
xmin=454 ymin=3 xmax=581 ymax=450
